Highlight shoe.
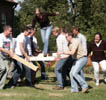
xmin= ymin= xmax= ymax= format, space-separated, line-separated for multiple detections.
xmin=96 ymin=82 xmax=99 ymax=86
xmin=3 ymin=84 xmax=16 ymax=89
xmin=41 ymin=75 xmax=48 ymax=80
xmin=53 ymin=86 xmax=64 ymax=90
xmin=26 ymin=81 xmax=35 ymax=88
xmin=82 ymin=88 xmax=88 ymax=93
xmin=96 ymin=80 xmax=99 ymax=86
xmin=44 ymin=53 xmax=47 ymax=57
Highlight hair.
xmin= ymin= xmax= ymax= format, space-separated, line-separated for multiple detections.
xmin=34 ymin=8 xmax=41 ymax=12
xmin=95 ymin=32 xmax=102 ymax=40
xmin=67 ymin=32 xmax=74 ymax=37
xmin=24 ymin=26 xmax=31 ymax=31
xmin=3 ymin=25 xmax=11 ymax=31
xmin=52 ymin=26 xmax=60 ymax=33
xmin=72 ymin=26 xmax=80 ymax=32
xmin=60 ymin=27 xmax=66 ymax=33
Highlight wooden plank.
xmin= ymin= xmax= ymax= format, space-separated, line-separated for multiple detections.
xmin=13 ymin=54 xmax=38 ymax=72
xmin=30 ymin=53 xmax=57 ymax=61
xmin=30 ymin=56 xmax=55 ymax=61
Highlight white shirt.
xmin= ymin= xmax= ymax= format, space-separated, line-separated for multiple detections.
xmin=0 ymin=33 xmax=12 ymax=56
xmin=76 ymin=33 xmax=87 ymax=56
xmin=56 ymin=34 xmax=69 ymax=56
xmin=32 ymin=36 xmax=38 ymax=49
xmin=25 ymin=36 xmax=32 ymax=56
xmin=25 ymin=36 xmax=38 ymax=56
xmin=14 ymin=33 xmax=26 ymax=56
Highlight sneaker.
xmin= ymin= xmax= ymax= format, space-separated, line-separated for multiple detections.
xmin=96 ymin=82 xmax=99 ymax=86
xmin=44 ymin=53 xmax=47 ymax=57
xmin=96 ymin=80 xmax=99 ymax=86
xmin=82 ymin=88 xmax=88 ymax=93
xmin=53 ymin=86 xmax=64 ymax=90
xmin=3 ymin=84 xmax=16 ymax=89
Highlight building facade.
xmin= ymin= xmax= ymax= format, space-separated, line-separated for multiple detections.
xmin=0 ymin=0 xmax=17 ymax=32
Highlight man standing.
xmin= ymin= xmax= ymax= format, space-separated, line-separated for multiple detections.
xmin=0 ymin=25 xmax=13 ymax=89
xmin=63 ymin=33 xmax=88 ymax=93
xmin=52 ymin=27 xmax=69 ymax=90
xmin=72 ymin=27 xmax=87 ymax=80
xmin=72 ymin=27 xmax=87 ymax=56
xmin=26 ymin=29 xmax=47 ymax=83
xmin=7 ymin=26 xmax=33 ymax=88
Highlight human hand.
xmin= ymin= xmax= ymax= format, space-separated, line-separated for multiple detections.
xmin=55 ymin=57 xmax=60 ymax=61
xmin=57 ymin=52 xmax=62 ymax=55
xmin=9 ymin=52 xmax=14 ymax=58
xmin=56 ymin=11 xmax=59 ymax=15
xmin=26 ymin=56 xmax=30 ymax=62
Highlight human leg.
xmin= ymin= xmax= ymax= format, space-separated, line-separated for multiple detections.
xmin=99 ymin=60 xmax=106 ymax=83
xmin=72 ymin=57 xmax=88 ymax=90
xmin=54 ymin=58 xmax=67 ymax=87
xmin=0 ymin=57 xmax=9 ymax=89
xmin=70 ymin=63 xmax=79 ymax=92
xmin=92 ymin=61 xmax=100 ymax=85
xmin=44 ymin=25 xmax=53 ymax=54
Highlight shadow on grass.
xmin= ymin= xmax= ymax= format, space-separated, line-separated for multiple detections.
xmin=85 ymin=77 xmax=93 ymax=82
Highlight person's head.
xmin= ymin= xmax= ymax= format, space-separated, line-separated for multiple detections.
xmin=66 ymin=32 xmax=74 ymax=42
xmin=94 ymin=32 xmax=102 ymax=43
xmin=34 ymin=8 xmax=41 ymax=16
xmin=72 ymin=27 xmax=80 ymax=36
xmin=60 ymin=28 xmax=66 ymax=34
xmin=52 ymin=27 xmax=60 ymax=37
xmin=3 ymin=25 xmax=12 ymax=37
xmin=24 ymin=26 xmax=31 ymax=36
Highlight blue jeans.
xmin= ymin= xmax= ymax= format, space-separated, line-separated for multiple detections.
xmin=12 ymin=57 xmax=31 ymax=85
xmin=70 ymin=57 xmax=88 ymax=92
xmin=54 ymin=58 xmax=67 ymax=87
xmin=24 ymin=66 xmax=31 ymax=82
xmin=12 ymin=59 xmax=23 ymax=85
xmin=40 ymin=25 xmax=53 ymax=54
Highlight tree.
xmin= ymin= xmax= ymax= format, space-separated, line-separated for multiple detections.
xmin=14 ymin=0 xmax=106 ymax=51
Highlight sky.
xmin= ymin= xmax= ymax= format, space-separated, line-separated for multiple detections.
xmin=14 ymin=0 xmax=24 ymax=11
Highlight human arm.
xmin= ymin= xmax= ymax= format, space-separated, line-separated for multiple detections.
xmin=87 ymin=42 xmax=93 ymax=56
xmin=20 ymin=42 xmax=30 ymax=61
xmin=61 ymin=39 xmax=79 ymax=58
xmin=0 ymin=47 xmax=13 ymax=58
xmin=32 ymin=17 xmax=37 ymax=29
xmin=46 ymin=11 xmax=59 ymax=16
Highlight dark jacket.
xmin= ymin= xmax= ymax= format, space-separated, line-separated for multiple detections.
xmin=87 ymin=40 xmax=106 ymax=62
xmin=32 ymin=13 xmax=56 ymax=28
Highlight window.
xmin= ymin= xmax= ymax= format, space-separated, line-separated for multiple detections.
xmin=1 ymin=13 xmax=6 ymax=25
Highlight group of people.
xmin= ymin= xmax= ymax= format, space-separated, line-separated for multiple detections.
xmin=52 ymin=27 xmax=106 ymax=93
xmin=0 ymin=25 xmax=48 ymax=89
xmin=0 ymin=8 xmax=106 ymax=93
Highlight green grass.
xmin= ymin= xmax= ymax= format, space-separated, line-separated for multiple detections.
xmin=0 ymin=72 xmax=106 ymax=100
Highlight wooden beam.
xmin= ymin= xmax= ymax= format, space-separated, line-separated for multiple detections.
xmin=13 ymin=54 xmax=38 ymax=72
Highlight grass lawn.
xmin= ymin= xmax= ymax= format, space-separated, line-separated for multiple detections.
xmin=0 ymin=72 xmax=106 ymax=100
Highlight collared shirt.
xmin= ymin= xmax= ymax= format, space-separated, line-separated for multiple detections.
xmin=75 ymin=33 xmax=87 ymax=56
xmin=56 ymin=34 xmax=69 ymax=56
xmin=69 ymin=38 xmax=86 ymax=59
